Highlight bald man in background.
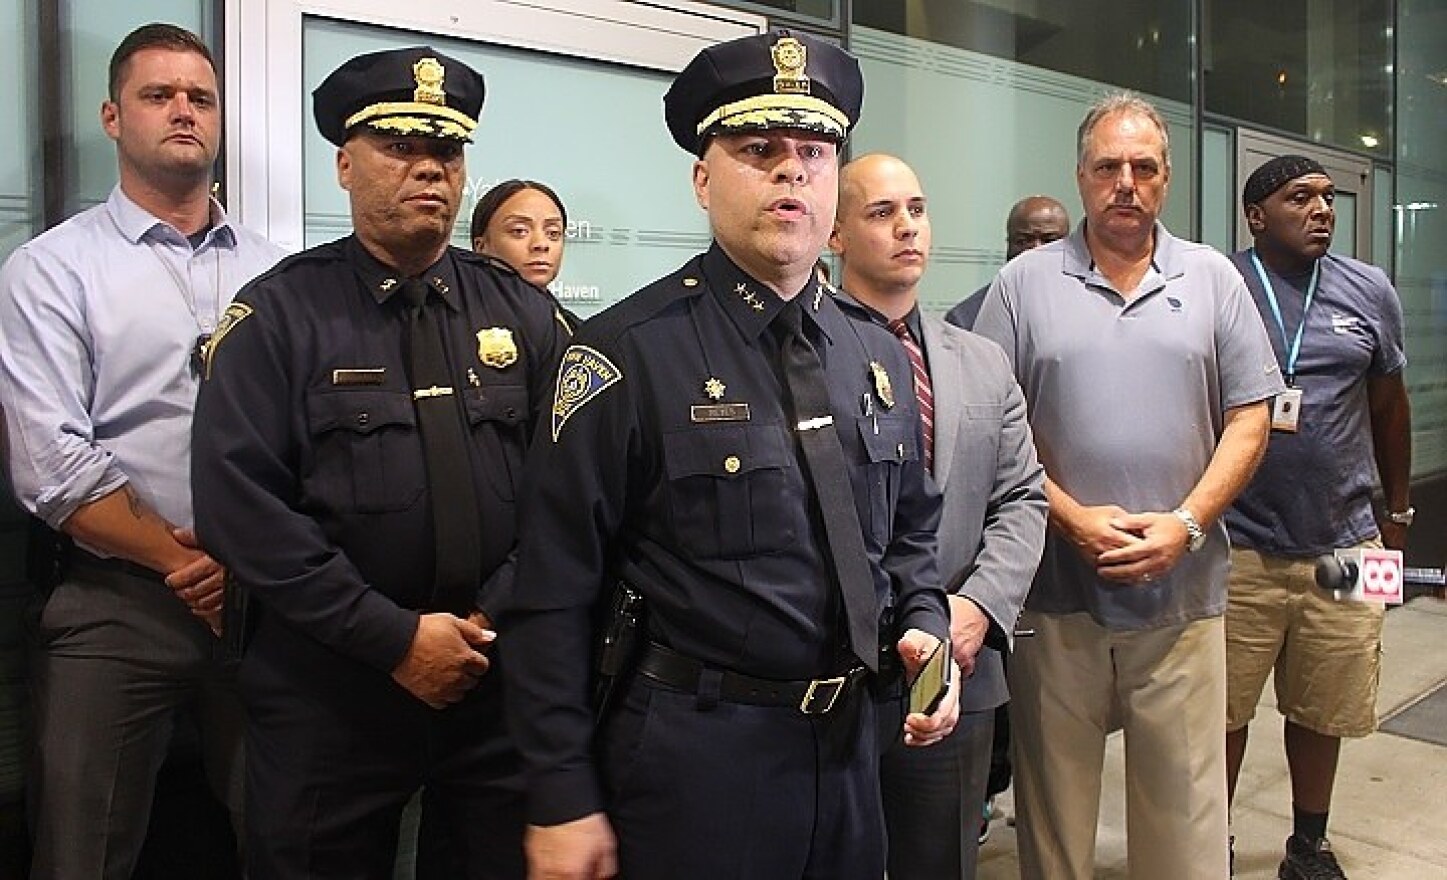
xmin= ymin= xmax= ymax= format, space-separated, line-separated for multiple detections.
xmin=830 ymin=153 xmax=1046 ymax=879
xmin=945 ymin=196 xmax=1069 ymax=330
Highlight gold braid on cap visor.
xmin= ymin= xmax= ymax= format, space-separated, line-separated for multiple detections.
xmin=345 ymin=101 xmax=478 ymax=137
xmin=695 ymin=93 xmax=849 ymax=138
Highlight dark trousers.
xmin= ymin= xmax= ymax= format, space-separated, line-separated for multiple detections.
xmin=28 ymin=562 xmax=243 ymax=880
xmin=602 ymin=676 xmax=884 ymax=880
xmin=879 ymin=699 xmax=995 ymax=880
xmin=987 ymin=702 xmax=1012 ymax=797
xmin=240 ymin=619 xmax=523 ymax=880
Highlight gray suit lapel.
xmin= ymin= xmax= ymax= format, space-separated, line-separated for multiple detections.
xmin=922 ymin=316 xmax=964 ymax=487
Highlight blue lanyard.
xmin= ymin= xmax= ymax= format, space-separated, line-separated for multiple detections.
xmin=1249 ymin=249 xmax=1318 ymax=384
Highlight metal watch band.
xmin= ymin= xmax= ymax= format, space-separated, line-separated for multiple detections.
xmin=1386 ymin=506 xmax=1415 ymax=526
xmin=1173 ymin=507 xmax=1206 ymax=552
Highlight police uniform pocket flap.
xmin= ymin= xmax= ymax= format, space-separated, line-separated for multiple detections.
xmin=662 ymin=424 xmax=791 ymax=480
xmin=857 ymin=414 xmax=919 ymax=463
xmin=306 ymin=389 xmax=416 ymax=436
xmin=463 ymin=384 xmax=529 ymax=427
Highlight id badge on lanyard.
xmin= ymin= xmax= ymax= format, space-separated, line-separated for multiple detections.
xmin=1250 ymin=251 xmax=1317 ymax=434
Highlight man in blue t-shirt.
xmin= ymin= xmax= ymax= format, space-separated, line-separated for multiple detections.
xmin=1224 ymin=155 xmax=1413 ymax=880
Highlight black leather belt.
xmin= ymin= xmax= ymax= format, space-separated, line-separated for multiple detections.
xmin=637 ymin=643 xmax=866 ymax=715
xmin=70 ymin=550 xmax=167 ymax=585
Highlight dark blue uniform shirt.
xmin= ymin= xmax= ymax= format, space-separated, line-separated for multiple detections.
xmin=193 ymin=236 xmax=567 ymax=674
xmin=503 ymin=244 xmax=947 ymax=825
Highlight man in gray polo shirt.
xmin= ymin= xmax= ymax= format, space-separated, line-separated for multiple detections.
xmin=1223 ymin=155 xmax=1412 ymax=880
xmin=974 ymin=92 xmax=1282 ymax=880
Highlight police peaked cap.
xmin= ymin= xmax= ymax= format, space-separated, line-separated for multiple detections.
xmin=314 ymin=46 xmax=484 ymax=147
xmin=664 ymin=30 xmax=863 ymax=155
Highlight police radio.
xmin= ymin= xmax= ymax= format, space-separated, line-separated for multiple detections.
xmin=1314 ymin=549 xmax=1407 ymax=604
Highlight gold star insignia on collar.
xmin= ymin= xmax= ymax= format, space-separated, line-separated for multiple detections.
xmin=734 ymin=283 xmax=765 ymax=312
xmin=379 ymin=278 xmax=397 ymax=291
xmin=704 ymin=377 xmax=726 ymax=400
xmin=431 ymin=277 xmax=450 ymax=294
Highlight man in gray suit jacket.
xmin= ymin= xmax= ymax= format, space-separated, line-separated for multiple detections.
xmin=831 ymin=153 xmax=1047 ymax=879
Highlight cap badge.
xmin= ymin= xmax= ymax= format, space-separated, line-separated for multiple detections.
xmin=869 ymin=361 xmax=895 ymax=409
xmin=771 ymin=37 xmax=810 ymax=96
xmin=413 ymin=57 xmax=446 ymax=106
xmin=477 ymin=327 xmax=518 ymax=369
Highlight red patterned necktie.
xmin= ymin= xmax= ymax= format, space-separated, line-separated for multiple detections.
xmin=887 ymin=318 xmax=934 ymax=473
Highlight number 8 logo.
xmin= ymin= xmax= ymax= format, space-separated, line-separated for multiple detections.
xmin=1361 ymin=558 xmax=1399 ymax=595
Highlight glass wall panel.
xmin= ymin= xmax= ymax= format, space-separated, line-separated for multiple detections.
xmin=1374 ymin=165 xmax=1393 ymax=277
xmin=0 ymin=0 xmax=32 ymax=262
xmin=1333 ymin=191 xmax=1358 ymax=257
xmin=853 ymin=0 xmax=1194 ymax=103
xmin=722 ymin=0 xmax=838 ymax=27
xmin=1201 ymin=124 xmax=1234 ymax=253
xmin=303 ymin=18 xmax=708 ymax=318
xmin=1396 ymin=0 xmax=1447 ymax=477
xmin=0 ymin=0 xmax=36 ymax=812
xmin=1205 ymin=0 xmax=1392 ymax=160
xmin=63 ymin=0 xmax=210 ymax=214
xmin=849 ymin=24 xmax=1195 ymax=314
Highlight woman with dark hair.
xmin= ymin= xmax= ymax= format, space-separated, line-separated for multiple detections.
xmin=469 ymin=179 xmax=579 ymax=330
xmin=470 ymin=179 xmax=569 ymax=288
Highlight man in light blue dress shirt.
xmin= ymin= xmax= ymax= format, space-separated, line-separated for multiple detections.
xmin=0 ymin=24 xmax=282 ymax=878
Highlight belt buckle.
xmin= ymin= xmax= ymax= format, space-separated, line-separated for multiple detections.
xmin=799 ymin=674 xmax=847 ymax=714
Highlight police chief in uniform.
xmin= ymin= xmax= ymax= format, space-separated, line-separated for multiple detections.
xmin=192 ymin=48 xmax=567 ymax=879
xmin=501 ymin=31 xmax=958 ymax=880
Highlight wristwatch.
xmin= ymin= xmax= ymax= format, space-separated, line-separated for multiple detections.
xmin=1385 ymin=506 xmax=1415 ymax=527
xmin=1173 ymin=507 xmax=1207 ymax=552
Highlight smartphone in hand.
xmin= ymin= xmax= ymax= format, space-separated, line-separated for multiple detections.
xmin=908 ymin=639 xmax=952 ymax=716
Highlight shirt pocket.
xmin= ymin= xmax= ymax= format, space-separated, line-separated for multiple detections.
xmin=461 ymin=384 xmax=530 ymax=502
xmin=855 ymin=413 xmax=918 ymax=542
xmin=662 ymin=423 xmax=796 ymax=559
xmin=305 ymin=389 xmax=425 ymax=514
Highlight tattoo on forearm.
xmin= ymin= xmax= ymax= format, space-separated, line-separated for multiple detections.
xmin=121 ymin=485 xmax=172 ymax=530
xmin=123 ymin=485 xmax=147 ymax=520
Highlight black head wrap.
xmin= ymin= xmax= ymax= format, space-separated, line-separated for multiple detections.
xmin=1242 ymin=155 xmax=1327 ymax=208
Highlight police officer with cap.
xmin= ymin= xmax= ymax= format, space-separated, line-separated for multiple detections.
xmin=192 ymin=46 xmax=566 ymax=878
xmin=502 ymin=30 xmax=957 ymax=880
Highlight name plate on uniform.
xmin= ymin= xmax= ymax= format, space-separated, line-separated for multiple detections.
xmin=332 ymin=368 xmax=386 ymax=386
xmin=690 ymin=403 xmax=751 ymax=423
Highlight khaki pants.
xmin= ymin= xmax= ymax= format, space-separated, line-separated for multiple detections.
xmin=1009 ymin=611 xmax=1228 ymax=880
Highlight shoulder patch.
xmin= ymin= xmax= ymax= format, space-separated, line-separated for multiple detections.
xmin=551 ymin=345 xmax=623 ymax=442
xmin=202 ymin=302 xmax=254 ymax=379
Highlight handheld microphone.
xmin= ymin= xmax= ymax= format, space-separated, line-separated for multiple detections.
xmin=1312 ymin=548 xmax=1443 ymax=604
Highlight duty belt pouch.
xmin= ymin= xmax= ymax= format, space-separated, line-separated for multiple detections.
xmin=25 ymin=517 xmax=71 ymax=593
xmin=219 ymin=575 xmax=258 ymax=664
xmin=876 ymin=600 xmax=901 ymax=682
xmin=593 ymin=579 xmax=646 ymax=722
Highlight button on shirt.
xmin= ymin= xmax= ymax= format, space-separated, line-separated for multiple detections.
xmin=192 ymin=237 xmax=567 ymax=674
xmin=504 ymin=244 xmax=947 ymax=825
xmin=0 ymin=185 xmax=284 ymax=534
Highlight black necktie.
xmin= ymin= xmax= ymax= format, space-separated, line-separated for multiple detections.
xmin=401 ymin=279 xmax=482 ymax=615
xmin=772 ymin=299 xmax=879 ymax=672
